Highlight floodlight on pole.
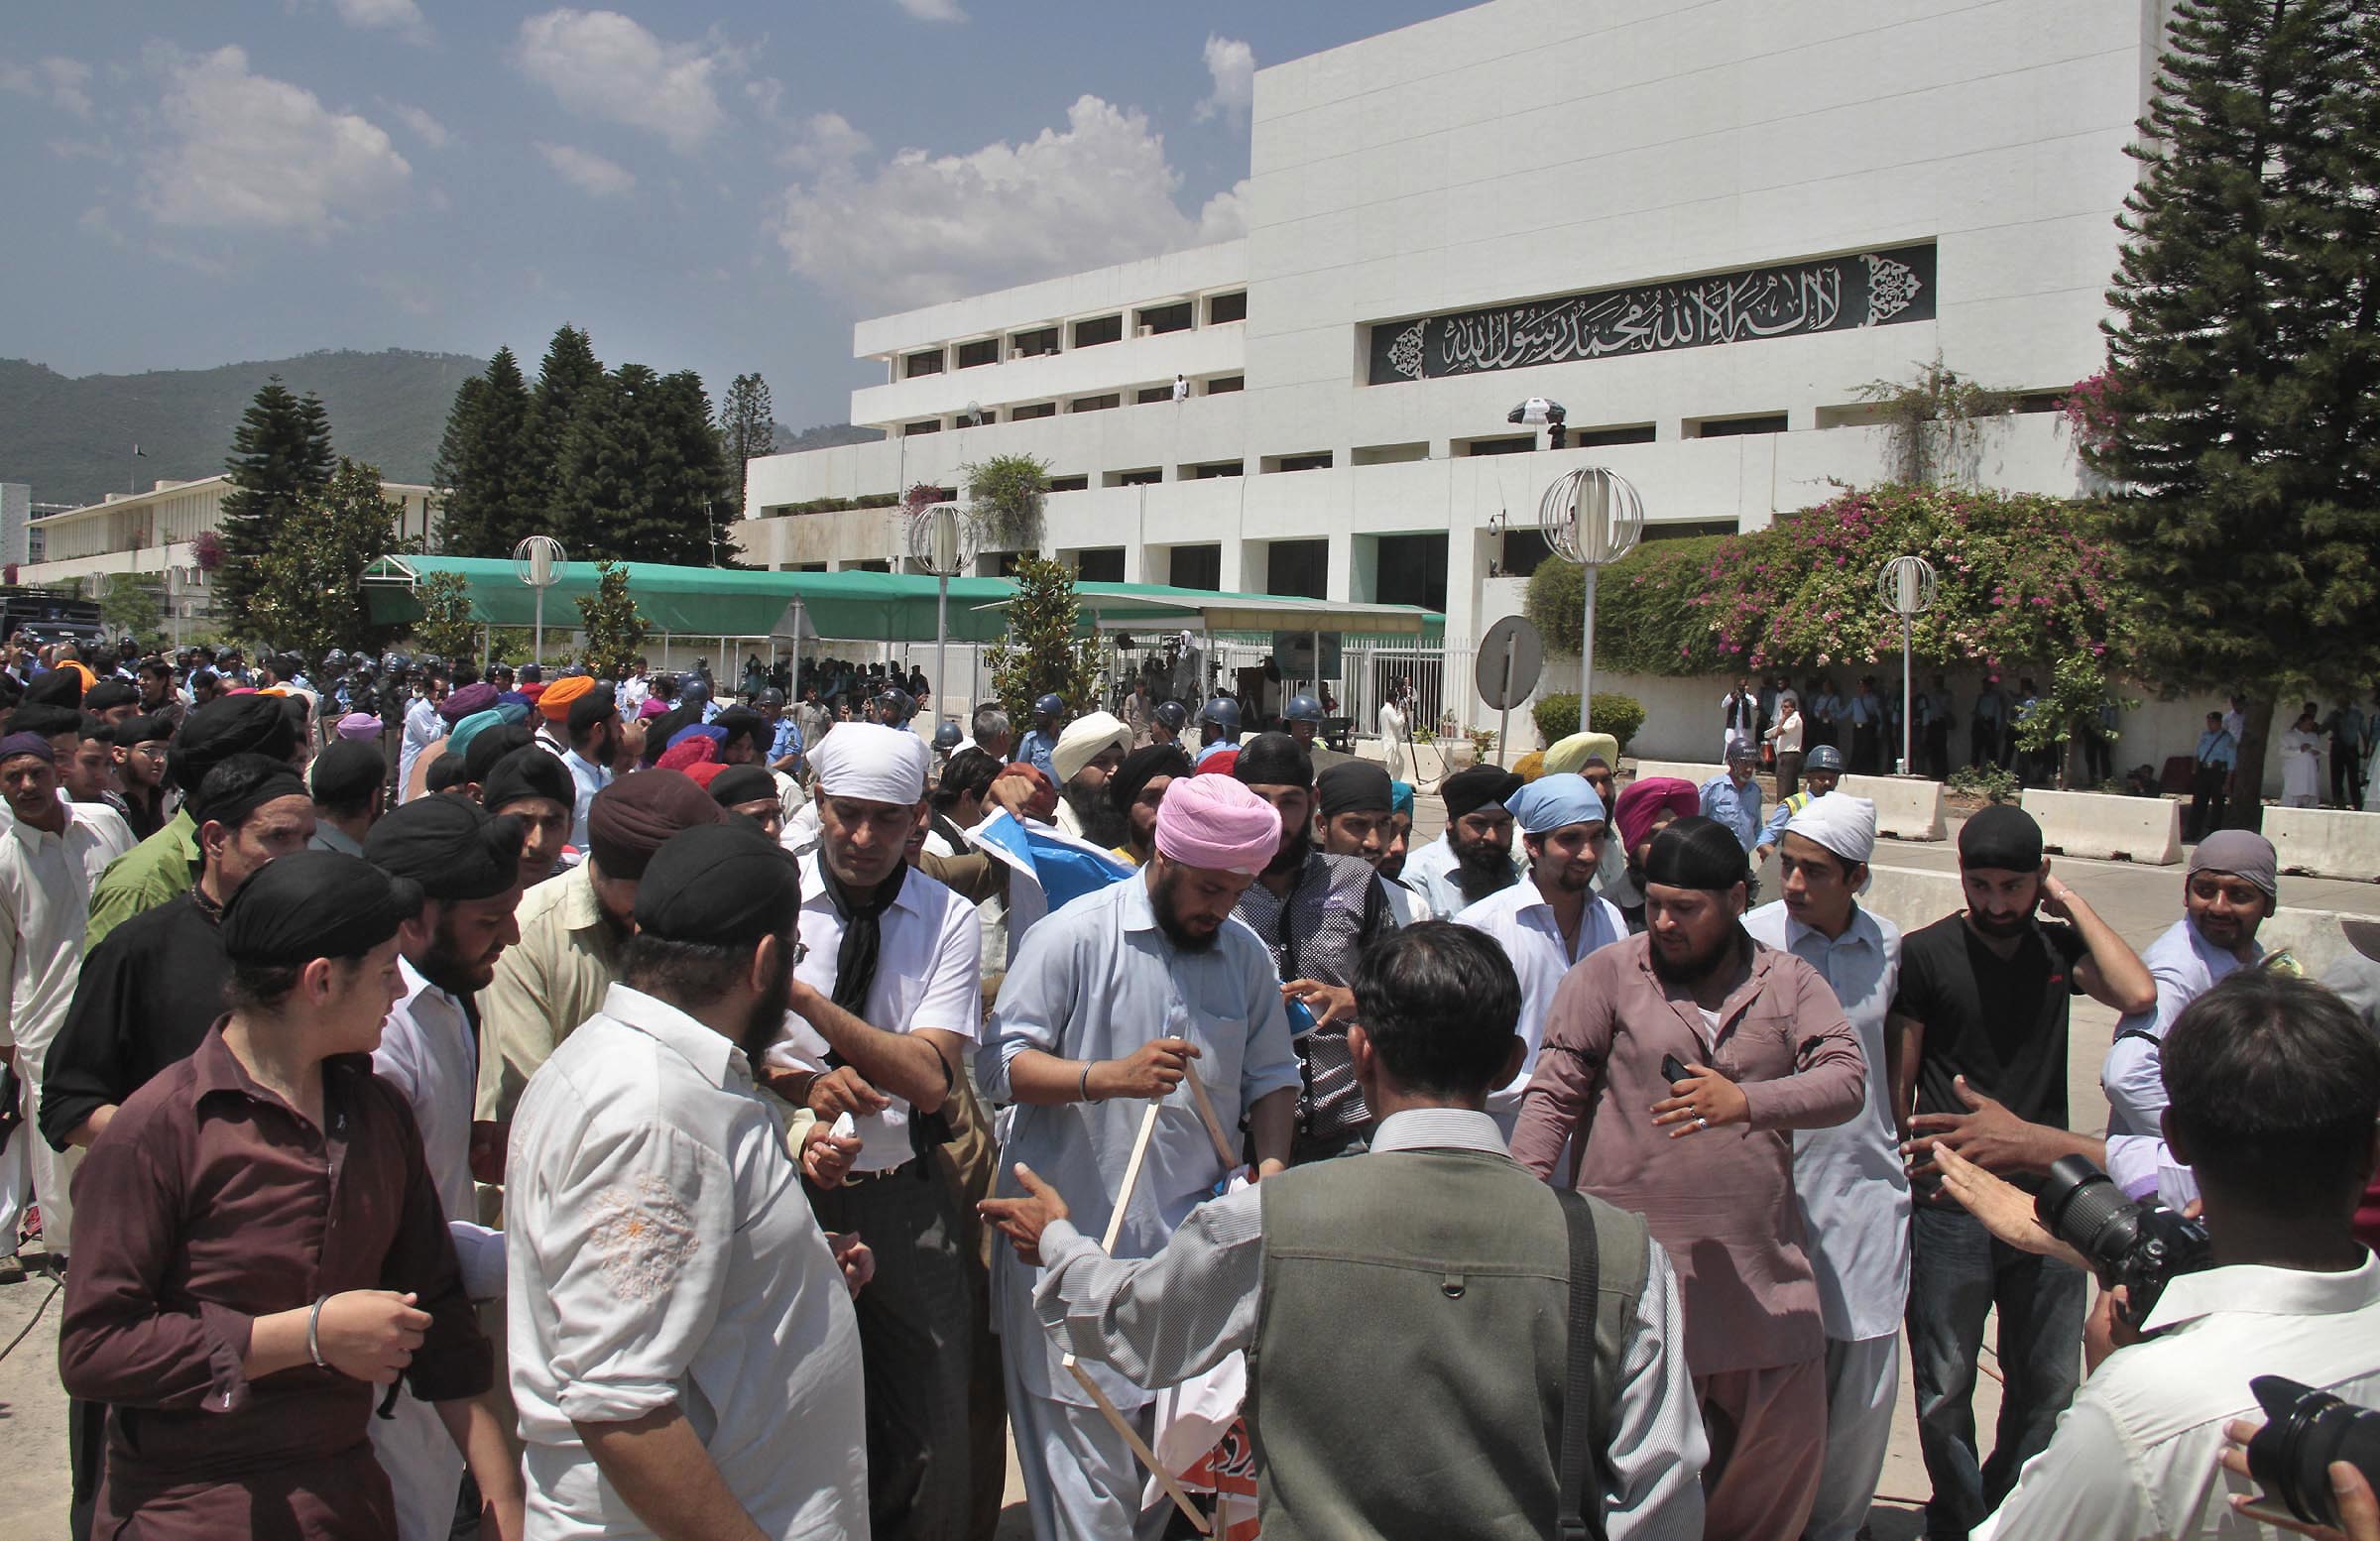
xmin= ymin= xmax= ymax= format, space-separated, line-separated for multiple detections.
xmin=1879 ymin=554 xmax=1938 ymax=774
xmin=1540 ymin=467 xmax=1644 ymax=731
xmin=513 ymin=534 xmax=566 ymax=667
xmin=908 ymin=504 xmax=977 ymax=731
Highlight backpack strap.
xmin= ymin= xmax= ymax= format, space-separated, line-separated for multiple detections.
xmin=1553 ymin=1187 xmax=1606 ymax=1541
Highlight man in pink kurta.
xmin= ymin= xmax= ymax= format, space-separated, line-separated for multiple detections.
xmin=1513 ymin=815 xmax=1864 ymax=1541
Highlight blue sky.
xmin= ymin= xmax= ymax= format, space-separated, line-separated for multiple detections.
xmin=2 ymin=1 xmax=1461 ymax=431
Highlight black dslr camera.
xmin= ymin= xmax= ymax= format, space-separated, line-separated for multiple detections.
xmin=2034 ymin=1155 xmax=2212 ymax=1328
xmin=2247 ymin=1376 xmax=2380 ymax=1529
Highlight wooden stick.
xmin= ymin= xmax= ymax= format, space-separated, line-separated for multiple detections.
xmin=1183 ymin=1065 xmax=1239 ymax=1171
xmin=1065 ymin=1361 xmax=1212 ymax=1533
xmin=1058 ymin=1098 xmax=1210 ymax=1532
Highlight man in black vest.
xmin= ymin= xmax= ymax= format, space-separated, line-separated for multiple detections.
xmin=984 ymin=922 xmax=1708 ymax=1541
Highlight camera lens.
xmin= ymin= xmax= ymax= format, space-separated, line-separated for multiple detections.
xmin=2036 ymin=1154 xmax=2139 ymax=1273
xmin=2249 ymin=1375 xmax=2380 ymax=1528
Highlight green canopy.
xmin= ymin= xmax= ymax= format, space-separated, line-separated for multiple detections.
xmin=360 ymin=555 xmax=1439 ymax=644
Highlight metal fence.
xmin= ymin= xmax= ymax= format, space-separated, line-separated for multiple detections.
xmin=1343 ymin=637 xmax=1476 ymax=743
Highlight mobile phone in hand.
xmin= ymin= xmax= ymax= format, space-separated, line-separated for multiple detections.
xmin=1660 ymin=1053 xmax=1691 ymax=1085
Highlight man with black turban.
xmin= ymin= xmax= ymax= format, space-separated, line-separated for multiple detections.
xmin=508 ymin=822 xmax=869 ymax=1541
xmin=60 ymin=850 xmax=523 ymax=1541
xmin=361 ymin=795 xmax=528 ymax=1541
xmin=1402 ymin=764 xmax=1522 ymax=917
xmin=479 ymin=744 xmax=573 ymax=889
xmin=1105 ymin=742 xmax=1190 ymax=866
xmin=1513 ymin=815 xmax=1868 ymax=1541
xmin=85 ymin=691 xmax=298 ymax=947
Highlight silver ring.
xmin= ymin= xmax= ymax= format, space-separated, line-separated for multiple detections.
xmin=1693 ymin=1116 xmax=1708 ymax=1131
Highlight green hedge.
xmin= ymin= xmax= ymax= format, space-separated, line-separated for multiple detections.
xmin=1529 ymin=692 xmax=1646 ymax=752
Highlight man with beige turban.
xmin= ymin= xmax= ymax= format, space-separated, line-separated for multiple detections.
xmin=1050 ymin=709 xmax=1133 ymax=847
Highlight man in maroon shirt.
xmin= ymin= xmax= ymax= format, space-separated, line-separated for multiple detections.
xmin=1514 ymin=815 xmax=1865 ymax=1541
xmin=58 ymin=849 xmax=522 ymax=1541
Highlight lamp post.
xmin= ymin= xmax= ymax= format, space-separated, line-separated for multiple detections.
xmin=513 ymin=535 xmax=566 ymax=667
xmin=1878 ymin=554 xmax=1938 ymax=774
xmin=908 ymin=504 xmax=976 ymax=731
xmin=1539 ymin=467 xmax=1644 ymax=731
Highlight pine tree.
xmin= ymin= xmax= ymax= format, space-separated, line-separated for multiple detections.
xmin=716 ymin=372 xmax=775 ymax=519
xmin=575 ymin=558 xmax=651 ymax=677
xmin=430 ymin=348 xmax=538 ymax=557
xmin=247 ymin=458 xmax=404 ymax=668
xmin=2091 ymin=0 xmax=2380 ymax=824
xmin=527 ymin=326 xmax=605 ymax=525
xmin=553 ymin=366 xmax=733 ymax=566
xmin=217 ymin=377 xmax=335 ymax=636
xmin=987 ymin=555 xmax=1102 ymax=728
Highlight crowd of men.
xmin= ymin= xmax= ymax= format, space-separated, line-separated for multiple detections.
xmin=0 ymin=641 xmax=2376 ymax=1541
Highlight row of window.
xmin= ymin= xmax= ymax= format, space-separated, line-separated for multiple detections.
xmin=900 ymin=292 xmax=1248 ymax=379
xmin=900 ymin=374 xmax=1243 ymax=435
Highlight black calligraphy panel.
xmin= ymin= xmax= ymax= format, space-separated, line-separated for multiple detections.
xmin=1366 ymin=244 xmax=1936 ymax=385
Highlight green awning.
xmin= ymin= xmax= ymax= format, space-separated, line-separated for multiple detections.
xmin=360 ymin=555 xmax=1440 ymax=644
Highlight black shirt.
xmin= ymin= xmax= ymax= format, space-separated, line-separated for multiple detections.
xmin=39 ymin=891 xmax=231 ymax=1150
xmin=1892 ymin=912 xmax=2088 ymax=1132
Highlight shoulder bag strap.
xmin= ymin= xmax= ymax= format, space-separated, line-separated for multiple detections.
xmin=1553 ymin=1187 xmax=1606 ymax=1541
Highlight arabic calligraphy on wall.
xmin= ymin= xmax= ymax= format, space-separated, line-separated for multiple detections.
xmin=1366 ymin=244 xmax=1936 ymax=385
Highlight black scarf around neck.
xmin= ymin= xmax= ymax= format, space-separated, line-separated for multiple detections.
xmin=823 ymin=864 xmax=907 ymax=1023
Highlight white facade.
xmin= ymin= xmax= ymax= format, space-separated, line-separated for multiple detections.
xmin=20 ymin=473 xmax=441 ymax=630
xmin=0 ymin=484 xmax=28 ymax=570
xmin=738 ymin=0 xmax=2162 ymax=653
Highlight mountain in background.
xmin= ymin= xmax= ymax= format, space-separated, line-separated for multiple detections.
xmin=1 ymin=348 xmax=883 ymax=509
xmin=1 ymin=349 xmax=488 ymax=507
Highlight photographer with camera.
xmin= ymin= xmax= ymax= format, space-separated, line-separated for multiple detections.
xmin=1929 ymin=969 xmax=2380 ymax=1540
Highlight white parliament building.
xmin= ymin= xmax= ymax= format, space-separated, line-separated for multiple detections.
xmin=734 ymin=0 xmax=2164 ymax=731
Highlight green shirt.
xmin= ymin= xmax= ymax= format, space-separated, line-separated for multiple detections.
xmin=85 ymin=808 xmax=199 ymax=953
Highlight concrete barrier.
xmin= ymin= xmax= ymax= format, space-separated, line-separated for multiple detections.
xmin=1841 ymin=773 xmax=1948 ymax=841
xmin=2262 ymin=805 xmax=2380 ymax=883
xmin=2019 ymin=787 xmax=2182 ymax=866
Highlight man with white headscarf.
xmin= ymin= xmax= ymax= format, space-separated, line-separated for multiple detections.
xmin=977 ymin=773 xmax=1301 ymax=1541
xmin=763 ymin=721 xmax=985 ymax=1541
xmin=1454 ymin=772 xmax=1626 ymax=1135
xmin=1741 ymin=794 xmax=1908 ymax=1541
xmin=1051 ymin=709 xmax=1132 ymax=847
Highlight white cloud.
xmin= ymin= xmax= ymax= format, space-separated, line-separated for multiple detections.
xmin=2 ymin=56 xmax=95 ymax=117
xmin=780 ymin=109 xmax=871 ymax=172
xmin=775 ymin=94 xmax=1248 ymax=310
xmin=137 ymin=46 xmax=411 ymax=235
xmin=386 ymin=101 xmax=450 ymax=149
xmin=334 ymin=0 xmax=431 ymax=43
xmin=1194 ymin=35 xmax=1253 ymax=125
xmin=537 ymin=141 xmax=636 ymax=198
xmin=515 ymin=9 xmax=734 ymax=153
xmin=890 ymin=0 xmax=967 ymax=21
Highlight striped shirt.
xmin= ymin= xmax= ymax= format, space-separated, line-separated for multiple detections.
xmin=1231 ymin=849 xmax=1399 ymax=1144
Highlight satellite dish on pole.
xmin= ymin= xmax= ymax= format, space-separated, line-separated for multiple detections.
xmin=1879 ymin=554 xmax=1937 ymax=774
xmin=1539 ymin=467 xmax=1644 ymax=731
xmin=513 ymin=534 xmax=566 ymax=665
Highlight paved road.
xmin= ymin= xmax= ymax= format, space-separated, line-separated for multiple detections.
xmin=5 ymin=800 xmax=2371 ymax=1539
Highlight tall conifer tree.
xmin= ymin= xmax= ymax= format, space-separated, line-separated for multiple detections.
xmin=429 ymin=347 xmax=536 ymax=557
xmin=2090 ymin=0 xmax=2380 ymax=822
xmin=716 ymin=372 xmax=774 ymax=518
xmin=217 ymin=376 xmax=335 ymax=637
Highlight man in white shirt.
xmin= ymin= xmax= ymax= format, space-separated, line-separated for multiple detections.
xmin=2102 ymin=832 xmax=2274 ymax=1208
xmin=1402 ymin=765 xmax=1522 ymax=918
xmin=363 ymin=794 xmax=529 ymax=1541
xmin=558 ymin=686 xmax=621 ymax=855
xmin=984 ymin=921 xmax=1706 ymax=1541
xmin=1969 ymin=969 xmax=2380 ymax=1540
xmin=977 ymin=771 xmax=1302 ymax=1541
xmin=509 ymin=821 xmax=869 ymax=1541
xmin=764 ymin=722 xmax=983 ymax=1541
xmin=399 ymin=671 xmax=445 ymax=800
xmin=1741 ymin=795 xmax=1909 ymax=1541
xmin=0 ymin=732 xmax=130 ymax=1260
xmin=1455 ymin=772 xmax=1625 ymax=1133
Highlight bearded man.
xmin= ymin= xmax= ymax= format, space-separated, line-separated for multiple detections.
xmin=1051 ymin=710 xmax=1132 ymax=849
xmin=1402 ymin=765 xmax=1522 ymax=918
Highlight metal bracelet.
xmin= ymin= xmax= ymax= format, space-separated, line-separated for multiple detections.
xmin=1079 ymin=1061 xmax=1097 ymax=1104
xmin=306 ymin=1295 xmax=330 ymax=1369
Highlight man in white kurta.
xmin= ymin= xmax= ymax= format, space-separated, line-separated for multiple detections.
xmin=2100 ymin=830 xmax=2274 ymax=1208
xmin=2279 ymin=705 xmax=2324 ymax=807
xmin=978 ymin=772 xmax=1301 ymax=1541
xmin=509 ymin=823 xmax=867 ymax=1541
xmin=362 ymin=793 xmax=529 ymax=1541
xmin=1454 ymin=773 xmax=1625 ymax=1135
xmin=1740 ymin=794 xmax=1908 ymax=1541
xmin=0 ymin=734 xmax=130 ymax=1256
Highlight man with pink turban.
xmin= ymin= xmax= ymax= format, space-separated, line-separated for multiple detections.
xmin=977 ymin=772 xmax=1303 ymax=1541
xmin=1606 ymin=776 xmax=1704 ymax=933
